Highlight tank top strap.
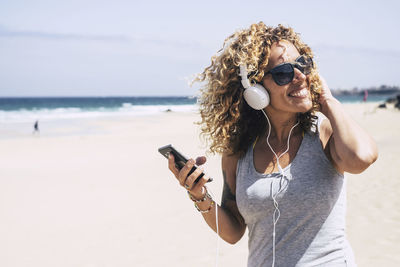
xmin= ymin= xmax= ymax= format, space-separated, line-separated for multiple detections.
xmin=252 ymin=136 xmax=259 ymax=149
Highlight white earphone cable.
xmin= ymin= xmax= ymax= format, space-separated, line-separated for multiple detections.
xmin=207 ymin=110 xmax=298 ymax=267
xmin=261 ymin=109 xmax=299 ymax=267
xmin=207 ymin=188 xmax=220 ymax=267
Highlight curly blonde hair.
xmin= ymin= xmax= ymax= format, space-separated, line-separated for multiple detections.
xmin=195 ymin=22 xmax=322 ymax=156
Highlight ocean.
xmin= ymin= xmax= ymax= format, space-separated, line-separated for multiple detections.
xmin=0 ymin=94 xmax=393 ymax=124
xmin=0 ymin=96 xmax=197 ymax=123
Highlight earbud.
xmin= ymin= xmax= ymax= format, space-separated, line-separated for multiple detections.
xmin=239 ymin=64 xmax=270 ymax=110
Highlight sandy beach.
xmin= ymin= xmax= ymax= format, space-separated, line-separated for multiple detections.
xmin=0 ymin=102 xmax=399 ymax=267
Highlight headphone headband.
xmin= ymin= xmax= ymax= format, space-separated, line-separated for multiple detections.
xmin=239 ymin=65 xmax=251 ymax=89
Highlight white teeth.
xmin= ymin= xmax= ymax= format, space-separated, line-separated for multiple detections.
xmin=289 ymin=88 xmax=308 ymax=97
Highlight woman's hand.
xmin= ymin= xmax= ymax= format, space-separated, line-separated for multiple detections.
xmin=318 ymin=75 xmax=336 ymax=109
xmin=167 ymin=153 xmax=247 ymax=244
xmin=168 ymin=154 xmax=210 ymax=200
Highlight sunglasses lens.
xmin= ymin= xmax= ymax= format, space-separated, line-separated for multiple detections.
xmin=271 ymin=64 xmax=294 ymax=85
xmin=296 ymin=55 xmax=307 ymax=65
xmin=295 ymin=55 xmax=313 ymax=75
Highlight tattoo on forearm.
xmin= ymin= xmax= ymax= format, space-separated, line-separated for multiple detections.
xmin=221 ymin=170 xmax=236 ymax=208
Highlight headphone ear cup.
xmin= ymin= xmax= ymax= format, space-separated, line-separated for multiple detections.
xmin=243 ymin=84 xmax=270 ymax=110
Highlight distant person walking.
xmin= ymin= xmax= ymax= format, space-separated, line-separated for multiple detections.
xmin=33 ymin=120 xmax=40 ymax=135
xmin=363 ymin=90 xmax=368 ymax=102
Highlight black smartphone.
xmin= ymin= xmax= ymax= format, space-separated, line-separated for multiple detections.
xmin=158 ymin=144 xmax=212 ymax=183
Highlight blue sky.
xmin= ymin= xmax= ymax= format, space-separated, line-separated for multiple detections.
xmin=0 ymin=0 xmax=399 ymax=96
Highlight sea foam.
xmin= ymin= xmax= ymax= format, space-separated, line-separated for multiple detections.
xmin=0 ymin=104 xmax=197 ymax=123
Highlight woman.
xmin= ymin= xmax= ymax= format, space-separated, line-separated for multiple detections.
xmin=167 ymin=22 xmax=378 ymax=266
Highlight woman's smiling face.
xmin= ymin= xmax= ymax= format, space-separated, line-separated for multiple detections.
xmin=262 ymin=40 xmax=313 ymax=114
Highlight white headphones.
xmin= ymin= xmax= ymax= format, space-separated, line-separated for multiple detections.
xmin=239 ymin=65 xmax=270 ymax=110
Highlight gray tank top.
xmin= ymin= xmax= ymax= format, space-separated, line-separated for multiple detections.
xmin=236 ymin=115 xmax=356 ymax=267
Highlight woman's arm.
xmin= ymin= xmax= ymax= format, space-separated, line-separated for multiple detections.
xmin=318 ymin=77 xmax=378 ymax=174
xmin=168 ymin=153 xmax=246 ymax=244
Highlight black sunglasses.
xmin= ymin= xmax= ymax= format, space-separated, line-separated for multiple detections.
xmin=266 ymin=55 xmax=314 ymax=86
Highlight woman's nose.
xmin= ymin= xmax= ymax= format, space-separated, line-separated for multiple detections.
xmin=292 ymin=68 xmax=306 ymax=84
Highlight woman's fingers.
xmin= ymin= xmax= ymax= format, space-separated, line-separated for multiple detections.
xmin=167 ymin=154 xmax=208 ymax=196
xmin=184 ymin=166 xmax=204 ymax=190
xmin=318 ymin=74 xmax=334 ymax=104
xmin=189 ymin=174 xmax=209 ymax=199
xmin=177 ymin=158 xmax=196 ymax=186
